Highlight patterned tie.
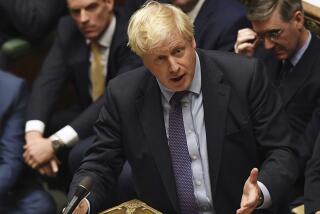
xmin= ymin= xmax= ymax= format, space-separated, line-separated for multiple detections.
xmin=168 ymin=91 xmax=197 ymax=214
xmin=90 ymin=42 xmax=106 ymax=101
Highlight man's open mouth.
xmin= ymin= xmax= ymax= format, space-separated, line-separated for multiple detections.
xmin=171 ymin=74 xmax=184 ymax=82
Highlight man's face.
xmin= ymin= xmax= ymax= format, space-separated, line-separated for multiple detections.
xmin=171 ymin=0 xmax=199 ymax=12
xmin=68 ymin=0 xmax=113 ymax=41
xmin=252 ymin=8 xmax=305 ymax=60
xmin=142 ymin=33 xmax=196 ymax=92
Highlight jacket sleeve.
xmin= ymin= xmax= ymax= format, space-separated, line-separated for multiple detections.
xmin=0 ymin=80 xmax=28 ymax=196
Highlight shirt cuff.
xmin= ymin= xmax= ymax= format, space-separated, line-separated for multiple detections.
xmin=25 ymin=120 xmax=45 ymax=134
xmin=84 ymin=198 xmax=91 ymax=214
xmin=51 ymin=125 xmax=79 ymax=146
xmin=257 ymin=181 xmax=272 ymax=209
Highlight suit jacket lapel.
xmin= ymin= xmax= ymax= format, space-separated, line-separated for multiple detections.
xmin=68 ymin=34 xmax=92 ymax=105
xmin=136 ymin=74 xmax=180 ymax=213
xmin=279 ymin=35 xmax=320 ymax=105
xmin=198 ymin=51 xmax=230 ymax=198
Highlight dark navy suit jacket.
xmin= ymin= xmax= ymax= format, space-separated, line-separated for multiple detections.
xmin=69 ymin=50 xmax=299 ymax=214
xmin=123 ymin=0 xmax=250 ymax=51
xmin=0 ymin=70 xmax=55 ymax=213
xmin=0 ymin=70 xmax=28 ymax=196
xmin=26 ymin=12 xmax=142 ymax=139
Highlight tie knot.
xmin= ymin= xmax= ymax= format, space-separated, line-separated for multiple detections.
xmin=170 ymin=91 xmax=188 ymax=105
xmin=91 ymin=42 xmax=102 ymax=54
xmin=282 ymin=60 xmax=293 ymax=71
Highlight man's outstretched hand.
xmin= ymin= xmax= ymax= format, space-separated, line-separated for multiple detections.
xmin=237 ymin=168 xmax=261 ymax=214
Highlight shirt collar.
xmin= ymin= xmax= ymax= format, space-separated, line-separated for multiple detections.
xmin=289 ymin=30 xmax=311 ymax=66
xmin=187 ymin=0 xmax=205 ymax=23
xmin=86 ymin=15 xmax=116 ymax=48
xmin=158 ymin=52 xmax=202 ymax=103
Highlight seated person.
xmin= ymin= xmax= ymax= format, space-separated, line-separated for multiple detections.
xmin=23 ymin=0 xmax=141 ymax=180
xmin=122 ymin=0 xmax=251 ymax=51
xmin=0 ymin=70 xmax=55 ymax=213
xmin=68 ymin=2 xmax=299 ymax=213
xmin=234 ymin=0 xmax=320 ymax=207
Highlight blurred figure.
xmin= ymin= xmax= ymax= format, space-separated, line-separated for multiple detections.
xmin=0 ymin=0 xmax=68 ymax=68
xmin=304 ymin=110 xmax=320 ymax=214
xmin=0 ymin=70 xmax=55 ymax=213
xmin=234 ymin=0 xmax=320 ymax=208
xmin=123 ymin=0 xmax=250 ymax=51
xmin=68 ymin=2 xmax=299 ymax=213
xmin=0 ymin=0 xmax=67 ymax=42
xmin=23 ymin=0 xmax=141 ymax=190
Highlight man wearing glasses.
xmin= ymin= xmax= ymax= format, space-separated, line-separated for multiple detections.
xmin=235 ymin=0 xmax=320 ymax=212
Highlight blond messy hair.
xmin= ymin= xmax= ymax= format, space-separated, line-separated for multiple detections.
xmin=127 ymin=1 xmax=194 ymax=56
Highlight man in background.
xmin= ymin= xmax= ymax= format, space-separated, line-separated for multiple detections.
xmin=23 ymin=0 xmax=141 ymax=186
xmin=234 ymin=0 xmax=320 ymax=208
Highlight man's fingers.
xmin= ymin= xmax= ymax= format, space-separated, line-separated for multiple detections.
xmin=50 ymin=159 xmax=59 ymax=173
xmin=236 ymin=207 xmax=254 ymax=214
xmin=249 ymin=168 xmax=259 ymax=183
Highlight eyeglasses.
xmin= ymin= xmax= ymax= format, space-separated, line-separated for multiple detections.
xmin=256 ymin=28 xmax=283 ymax=42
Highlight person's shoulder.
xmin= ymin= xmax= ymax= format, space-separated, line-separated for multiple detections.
xmin=0 ymin=71 xmax=26 ymax=102
xmin=308 ymin=33 xmax=320 ymax=53
xmin=198 ymin=49 xmax=262 ymax=84
xmin=0 ymin=70 xmax=24 ymax=88
xmin=199 ymin=49 xmax=258 ymax=65
xmin=108 ymin=66 xmax=149 ymax=87
xmin=106 ymin=66 xmax=152 ymax=97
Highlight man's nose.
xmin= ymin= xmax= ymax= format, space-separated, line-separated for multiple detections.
xmin=168 ymin=57 xmax=179 ymax=73
xmin=263 ymin=37 xmax=275 ymax=50
xmin=80 ymin=10 xmax=89 ymax=23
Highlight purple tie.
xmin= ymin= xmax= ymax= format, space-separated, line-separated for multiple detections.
xmin=168 ymin=92 xmax=197 ymax=214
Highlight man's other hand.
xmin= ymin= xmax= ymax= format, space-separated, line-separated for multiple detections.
xmin=236 ymin=168 xmax=261 ymax=214
xmin=234 ymin=28 xmax=259 ymax=57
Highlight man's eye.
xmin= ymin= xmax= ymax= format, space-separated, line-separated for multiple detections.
xmin=70 ymin=9 xmax=80 ymax=16
xmin=87 ymin=3 xmax=98 ymax=12
xmin=268 ymin=29 xmax=281 ymax=38
xmin=158 ymin=56 xmax=165 ymax=60
xmin=174 ymin=48 xmax=184 ymax=55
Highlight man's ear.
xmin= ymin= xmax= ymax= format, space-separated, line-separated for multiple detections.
xmin=192 ymin=38 xmax=196 ymax=49
xmin=292 ymin=10 xmax=304 ymax=30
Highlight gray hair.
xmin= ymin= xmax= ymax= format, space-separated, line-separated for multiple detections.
xmin=246 ymin=0 xmax=303 ymax=22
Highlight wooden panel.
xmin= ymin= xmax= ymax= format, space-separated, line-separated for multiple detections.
xmin=303 ymin=1 xmax=320 ymax=35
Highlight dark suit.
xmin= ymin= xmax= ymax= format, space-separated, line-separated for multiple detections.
xmin=0 ymin=70 xmax=55 ymax=213
xmin=305 ymin=125 xmax=320 ymax=214
xmin=255 ymin=35 xmax=320 ymax=206
xmin=26 ymin=12 xmax=141 ymax=189
xmin=26 ymin=13 xmax=141 ymax=140
xmin=123 ymin=0 xmax=250 ymax=51
xmin=262 ymin=34 xmax=320 ymax=145
xmin=69 ymin=50 xmax=299 ymax=213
